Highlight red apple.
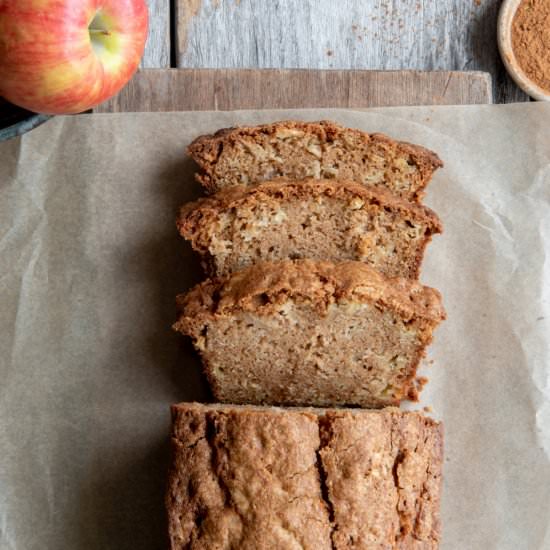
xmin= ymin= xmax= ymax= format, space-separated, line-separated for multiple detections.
xmin=0 ymin=0 xmax=148 ymax=114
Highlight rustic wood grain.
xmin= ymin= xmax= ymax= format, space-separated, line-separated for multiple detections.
xmin=141 ymin=0 xmax=170 ymax=68
xmin=175 ymin=0 xmax=527 ymax=103
xmin=96 ymin=68 xmax=492 ymax=113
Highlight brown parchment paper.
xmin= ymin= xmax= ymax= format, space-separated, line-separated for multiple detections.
xmin=1 ymin=104 xmax=550 ymax=550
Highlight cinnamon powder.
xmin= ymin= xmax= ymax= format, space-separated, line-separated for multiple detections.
xmin=512 ymin=0 xmax=550 ymax=92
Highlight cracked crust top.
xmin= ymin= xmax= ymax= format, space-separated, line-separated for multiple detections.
xmin=174 ymin=259 xmax=446 ymax=337
xmin=167 ymin=402 xmax=443 ymax=549
xmin=320 ymin=409 xmax=443 ymax=548
xmin=187 ymin=119 xmax=444 ymax=200
xmin=167 ymin=402 xmax=332 ymax=549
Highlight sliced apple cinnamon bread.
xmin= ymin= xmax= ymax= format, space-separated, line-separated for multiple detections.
xmin=177 ymin=178 xmax=442 ymax=279
xmin=187 ymin=120 xmax=443 ymax=200
xmin=173 ymin=260 xmax=445 ymax=408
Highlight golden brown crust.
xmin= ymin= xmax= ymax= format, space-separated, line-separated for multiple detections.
xmin=167 ymin=402 xmax=332 ymax=549
xmin=187 ymin=120 xmax=443 ymax=199
xmin=167 ymin=403 xmax=443 ymax=549
xmin=319 ymin=409 xmax=443 ymax=548
xmin=174 ymin=259 xmax=446 ymax=337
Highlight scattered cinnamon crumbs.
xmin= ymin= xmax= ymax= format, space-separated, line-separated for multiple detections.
xmin=417 ymin=376 xmax=429 ymax=388
xmin=512 ymin=0 xmax=550 ymax=92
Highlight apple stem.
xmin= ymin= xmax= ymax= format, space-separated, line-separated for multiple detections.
xmin=89 ymin=29 xmax=111 ymax=36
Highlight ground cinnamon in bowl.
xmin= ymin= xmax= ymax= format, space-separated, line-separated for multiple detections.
xmin=512 ymin=0 xmax=550 ymax=93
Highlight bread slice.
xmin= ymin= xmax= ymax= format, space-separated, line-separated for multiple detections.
xmin=187 ymin=120 xmax=443 ymax=200
xmin=177 ymin=178 xmax=442 ymax=279
xmin=167 ymin=402 xmax=443 ymax=549
xmin=173 ymin=260 xmax=445 ymax=408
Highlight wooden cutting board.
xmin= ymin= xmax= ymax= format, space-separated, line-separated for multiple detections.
xmin=96 ymin=68 xmax=492 ymax=112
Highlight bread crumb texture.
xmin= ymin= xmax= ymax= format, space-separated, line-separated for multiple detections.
xmin=167 ymin=402 xmax=443 ymax=549
xmin=187 ymin=120 xmax=443 ymax=201
xmin=178 ymin=178 xmax=442 ymax=279
xmin=173 ymin=260 xmax=445 ymax=407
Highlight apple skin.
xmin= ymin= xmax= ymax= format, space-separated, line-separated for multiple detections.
xmin=0 ymin=0 xmax=148 ymax=114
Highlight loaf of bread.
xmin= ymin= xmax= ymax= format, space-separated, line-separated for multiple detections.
xmin=177 ymin=178 xmax=442 ymax=279
xmin=173 ymin=260 xmax=445 ymax=408
xmin=187 ymin=120 xmax=443 ymax=200
xmin=167 ymin=402 xmax=443 ymax=549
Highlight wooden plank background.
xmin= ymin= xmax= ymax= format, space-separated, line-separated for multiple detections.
xmin=97 ymin=68 xmax=492 ymax=112
xmin=141 ymin=1 xmax=171 ymax=68
xmin=139 ymin=0 xmax=526 ymax=104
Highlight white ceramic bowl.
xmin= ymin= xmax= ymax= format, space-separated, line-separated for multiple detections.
xmin=498 ymin=0 xmax=550 ymax=101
